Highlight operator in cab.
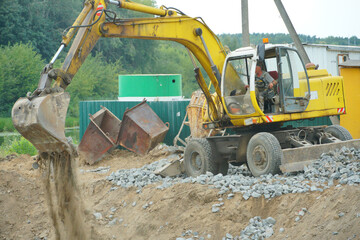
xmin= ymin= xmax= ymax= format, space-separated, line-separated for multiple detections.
xmin=255 ymin=64 xmax=278 ymax=113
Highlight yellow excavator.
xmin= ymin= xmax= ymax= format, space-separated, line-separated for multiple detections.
xmin=12 ymin=0 xmax=360 ymax=177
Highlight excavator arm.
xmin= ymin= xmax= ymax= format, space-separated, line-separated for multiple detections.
xmin=59 ymin=0 xmax=227 ymax=100
xmin=12 ymin=0 xmax=228 ymax=155
xmin=100 ymin=16 xmax=226 ymax=118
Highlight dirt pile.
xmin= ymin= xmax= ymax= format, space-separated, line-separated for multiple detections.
xmin=0 ymin=147 xmax=359 ymax=240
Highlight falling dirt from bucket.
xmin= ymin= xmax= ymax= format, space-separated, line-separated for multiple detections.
xmin=41 ymin=152 xmax=89 ymax=240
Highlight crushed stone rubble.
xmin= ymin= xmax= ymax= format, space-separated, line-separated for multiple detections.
xmin=239 ymin=216 xmax=276 ymax=240
xmin=175 ymin=216 xmax=276 ymax=240
xmin=100 ymin=145 xmax=360 ymax=239
xmin=107 ymin=146 xmax=360 ymax=200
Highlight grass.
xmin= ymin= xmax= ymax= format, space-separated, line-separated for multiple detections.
xmin=66 ymin=117 xmax=79 ymax=128
xmin=0 ymin=118 xmax=15 ymax=132
xmin=0 ymin=116 xmax=79 ymax=157
xmin=0 ymin=136 xmax=37 ymax=157
xmin=0 ymin=131 xmax=80 ymax=158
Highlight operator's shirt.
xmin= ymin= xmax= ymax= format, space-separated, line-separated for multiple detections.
xmin=260 ymin=72 xmax=274 ymax=85
xmin=257 ymin=71 xmax=274 ymax=92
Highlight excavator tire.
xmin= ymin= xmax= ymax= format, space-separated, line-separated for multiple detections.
xmin=184 ymin=138 xmax=218 ymax=177
xmin=325 ymin=125 xmax=352 ymax=141
xmin=247 ymin=132 xmax=282 ymax=177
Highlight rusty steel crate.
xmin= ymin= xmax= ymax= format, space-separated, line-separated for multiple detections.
xmin=117 ymin=101 xmax=169 ymax=155
xmin=78 ymin=106 xmax=121 ymax=165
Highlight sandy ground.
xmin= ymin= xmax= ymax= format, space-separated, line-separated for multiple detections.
xmin=0 ymin=149 xmax=360 ymax=240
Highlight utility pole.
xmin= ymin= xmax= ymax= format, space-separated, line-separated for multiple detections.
xmin=274 ymin=0 xmax=311 ymax=64
xmin=241 ymin=0 xmax=250 ymax=47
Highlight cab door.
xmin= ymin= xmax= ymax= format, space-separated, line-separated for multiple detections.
xmin=277 ymin=47 xmax=311 ymax=113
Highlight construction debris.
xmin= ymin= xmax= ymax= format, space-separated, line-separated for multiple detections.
xmin=78 ymin=101 xmax=169 ymax=165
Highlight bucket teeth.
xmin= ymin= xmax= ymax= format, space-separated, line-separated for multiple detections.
xmin=12 ymin=92 xmax=71 ymax=154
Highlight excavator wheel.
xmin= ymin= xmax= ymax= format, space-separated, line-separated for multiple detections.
xmin=184 ymin=138 xmax=218 ymax=177
xmin=246 ymin=132 xmax=282 ymax=177
xmin=325 ymin=125 xmax=352 ymax=141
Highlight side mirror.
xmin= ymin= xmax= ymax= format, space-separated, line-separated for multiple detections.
xmin=257 ymin=44 xmax=265 ymax=62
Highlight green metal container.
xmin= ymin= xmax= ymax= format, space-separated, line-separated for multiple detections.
xmin=79 ymin=100 xmax=190 ymax=146
xmin=118 ymin=74 xmax=182 ymax=99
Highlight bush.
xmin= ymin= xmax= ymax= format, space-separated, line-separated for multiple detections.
xmin=0 ymin=118 xmax=16 ymax=132
xmin=0 ymin=43 xmax=44 ymax=117
xmin=67 ymin=53 xmax=122 ymax=117
xmin=65 ymin=117 xmax=79 ymax=127
xmin=0 ymin=136 xmax=37 ymax=157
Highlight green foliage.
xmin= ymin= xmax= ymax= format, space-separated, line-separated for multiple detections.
xmin=66 ymin=53 xmax=123 ymax=117
xmin=94 ymin=0 xmax=158 ymax=70
xmin=0 ymin=118 xmax=15 ymax=132
xmin=219 ymin=33 xmax=359 ymax=52
xmin=0 ymin=136 xmax=37 ymax=156
xmin=218 ymin=34 xmax=242 ymax=51
xmin=0 ymin=0 xmax=83 ymax=61
xmin=150 ymin=42 xmax=198 ymax=98
xmin=65 ymin=117 xmax=79 ymax=128
xmin=0 ymin=43 xmax=44 ymax=117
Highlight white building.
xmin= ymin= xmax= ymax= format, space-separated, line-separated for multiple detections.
xmin=293 ymin=43 xmax=360 ymax=76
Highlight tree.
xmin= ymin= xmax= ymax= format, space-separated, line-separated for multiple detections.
xmin=0 ymin=0 xmax=83 ymax=61
xmin=150 ymin=42 xmax=200 ymax=98
xmin=0 ymin=43 xmax=45 ymax=117
xmin=66 ymin=53 xmax=123 ymax=117
xmin=93 ymin=0 xmax=159 ymax=71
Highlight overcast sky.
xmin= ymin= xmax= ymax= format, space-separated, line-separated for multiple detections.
xmin=155 ymin=0 xmax=360 ymax=38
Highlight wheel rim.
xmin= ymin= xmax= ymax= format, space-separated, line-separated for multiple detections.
xmin=190 ymin=151 xmax=202 ymax=171
xmin=252 ymin=145 xmax=268 ymax=171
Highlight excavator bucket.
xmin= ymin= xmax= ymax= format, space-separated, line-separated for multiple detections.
xmin=12 ymin=92 xmax=71 ymax=154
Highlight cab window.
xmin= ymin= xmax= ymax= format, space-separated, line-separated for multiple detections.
xmin=223 ymin=57 xmax=255 ymax=115
xmin=278 ymin=48 xmax=310 ymax=113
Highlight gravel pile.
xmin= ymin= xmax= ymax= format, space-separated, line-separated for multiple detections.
xmin=106 ymin=157 xmax=172 ymax=188
xmin=238 ymin=216 xmax=276 ymax=239
xmin=106 ymin=146 xmax=360 ymax=200
xmin=175 ymin=217 xmax=276 ymax=240
xmin=303 ymin=146 xmax=360 ymax=185
xmin=104 ymin=146 xmax=360 ymax=239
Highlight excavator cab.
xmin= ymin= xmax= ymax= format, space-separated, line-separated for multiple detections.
xmin=222 ymin=44 xmax=311 ymax=119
